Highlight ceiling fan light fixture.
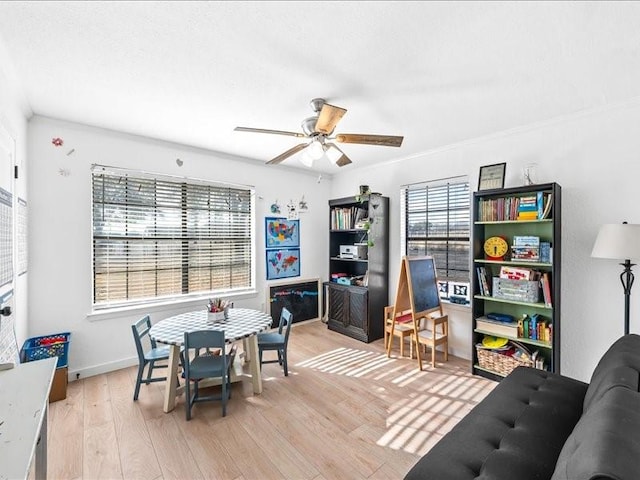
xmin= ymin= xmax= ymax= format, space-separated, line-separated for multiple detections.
xmin=306 ymin=139 xmax=325 ymax=160
xmin=324 ymin=144 xmax=342 ymax=164
xmin=300 ymin=149 xmax=314 ymax=167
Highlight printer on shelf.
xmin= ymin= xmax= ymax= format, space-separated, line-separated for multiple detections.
xmin=339 ymin=244 xmax=368 ymax=260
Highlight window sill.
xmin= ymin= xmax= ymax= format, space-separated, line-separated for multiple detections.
xmin=441 ymin=300 xmax=471 ymax=313
xmin=86 ymin=289 xmax=259 ymax=322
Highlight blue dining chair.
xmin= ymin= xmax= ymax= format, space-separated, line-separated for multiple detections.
xmin=258 ymin=307 xmax=293 ymax=376
xmin=131 ymin=315 xmax=173 ymax=401
xmin=183 ymin=330 xmax=237 ymax=420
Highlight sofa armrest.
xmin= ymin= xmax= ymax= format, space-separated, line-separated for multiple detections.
xmin=552 ymin=387 xmax=640 ymax=480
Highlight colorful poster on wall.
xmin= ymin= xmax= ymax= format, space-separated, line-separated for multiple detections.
xmin=266 ymin=248 xmax=300 ymax=280
xmin=265 ymin=217 xmax=299 ymax=248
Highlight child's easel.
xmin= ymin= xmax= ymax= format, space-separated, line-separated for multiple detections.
xmin=387 ymin=256 xmax=448 ymax=370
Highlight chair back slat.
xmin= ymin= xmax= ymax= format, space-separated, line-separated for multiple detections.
xmin=132 ymin=315 xmax=152 ymax=361
xmin=280 ymin=307 xmax=293 ymax=345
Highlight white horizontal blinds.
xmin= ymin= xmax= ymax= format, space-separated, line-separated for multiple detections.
xmin=92 ymin=172 xmax=252 ymax=306
xmin=405 ymin=178 xmax=470 ymax=283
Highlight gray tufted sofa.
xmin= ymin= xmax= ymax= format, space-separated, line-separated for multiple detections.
xmin=404 ymin=334 xmax=640 ymax=480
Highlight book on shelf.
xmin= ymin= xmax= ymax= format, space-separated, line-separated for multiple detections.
xmin=541 ymin=193 xmax=553 ymax=219
xmin=539 ymin=242 xmax=551 ymax=263
xmin=517 ymin=211 xmax=538 ymax=220
xmin=536 ymin=191 xmax=544 ymax=219
xmin=512 ymin=236 xmax=540 ymax=247
xmin=540 ymin=272 xmax=552 ymax=307
xmin=499 ymin=265 xmax=539 ymax=281
xmin=476 ymin=316 xmax=519 ymax=338
xmin=476 ymin=266 xmax=491 ymax=296
xmin=511 ymin=246 xmax=540 ymax=262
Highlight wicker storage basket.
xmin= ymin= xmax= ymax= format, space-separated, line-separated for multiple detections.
xmin=476 ymin=345 xmax=533 ymax=376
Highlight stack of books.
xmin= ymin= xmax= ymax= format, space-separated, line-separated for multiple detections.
xmin=476 ymin=314 xmax=518 ymax=338
xmin=511 ymin=235 xmax=540 ymax=262
xmin=517 ymin=195 xmax=538 ymax=220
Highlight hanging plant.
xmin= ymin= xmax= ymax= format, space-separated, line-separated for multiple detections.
xmin=361 ymin=220 xmax=374 ymax=247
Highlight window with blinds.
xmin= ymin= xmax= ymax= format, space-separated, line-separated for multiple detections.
xmin=92 ymin=169 xmax=254 ymax=307
xmin=402 ymin=177 xmax=471 ymax=304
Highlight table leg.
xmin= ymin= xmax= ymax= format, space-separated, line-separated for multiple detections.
xmin=35 ymin=403 xmax=48 ymax=480
xmin=247 ymin=334 xmax=262 ymax=394
xmin=162 ymin=345 xmax=181 ymax=413
xmin=243 ymin=338 xmax=251 ymax=362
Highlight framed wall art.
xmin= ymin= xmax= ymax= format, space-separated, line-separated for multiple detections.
xmin=266 ymin=248 xmax=300 ymax=280
xmin=478 ymin=162 xmax=506 ymax=191
xmin=265 ymin=217 xmax=300 ymax=248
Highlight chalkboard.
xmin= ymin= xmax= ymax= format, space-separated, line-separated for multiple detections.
xmin=268 ymin=279 xmax=320 ymax=324
xmin=405 ymin=256 xmax=441 ymax=315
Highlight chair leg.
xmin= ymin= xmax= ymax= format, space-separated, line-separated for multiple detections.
xmin=258 ymin=349 xmax=263 ymax=370
xmin=431 ymin=343 xmax=436 ymax=368
xmin=282 ymin=349 xmax=288 ymax=376
xmin=133 ymin=362 xmax=146 ymax=401
xmin=221 ymin=379 xmax=227 ymax=417
xmin=146 ymin=360 xmax=154 ymax=382
xmin=185 ymin=379 xmax=192 ymax=421
xmin=277 ymin=350 xmax=283 ymax=365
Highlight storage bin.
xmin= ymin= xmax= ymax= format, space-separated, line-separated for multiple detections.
xmin=21 ymin=332 xmax=71 ymax=368
xmin=492 ymin=278 xmax=540 ymax=303
xmin=476 ymin=345 xmax=533 ymax=376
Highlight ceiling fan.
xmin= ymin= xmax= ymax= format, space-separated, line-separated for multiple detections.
xmin=234 ymin=98 xmax=404 ymax=167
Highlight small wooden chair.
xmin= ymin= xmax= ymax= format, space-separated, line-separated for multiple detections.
xmin=412 ymin=312 xmax=449 ymax=369
xmin=384 ymin=306 xmax=414 ymax=358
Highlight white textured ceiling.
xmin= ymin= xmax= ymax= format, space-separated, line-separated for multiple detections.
xmin=1 ymin=1 xmax=640 ymax=174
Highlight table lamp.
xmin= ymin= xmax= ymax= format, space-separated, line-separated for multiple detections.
xmin=591 ymin=222 xmax=640 ymax=334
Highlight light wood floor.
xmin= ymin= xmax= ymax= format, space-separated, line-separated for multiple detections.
xmin=46 ymin=320 xmax=496 ymax=480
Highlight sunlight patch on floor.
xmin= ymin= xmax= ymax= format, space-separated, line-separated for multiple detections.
xmin=295 ymin=347 xmax=397 ymax=377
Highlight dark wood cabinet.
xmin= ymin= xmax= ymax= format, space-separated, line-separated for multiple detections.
xmin=326 ymin=194 xmax=389 ymax=343
xmin=327 ymin=283 xmax=370 ymax=341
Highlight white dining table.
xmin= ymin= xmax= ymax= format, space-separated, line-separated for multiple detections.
xmin=149 ymin=308 xmax=272 ymax=413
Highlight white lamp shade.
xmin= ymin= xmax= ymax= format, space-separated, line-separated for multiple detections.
xmin=325 ymin=145 xmax=342 ymax=164
xmin=591 ymin=223 xmax=640 ymax=260
xmin=306 ymin=140 xmax=324 ymax=160
xmin=299 ymin=150 xmax=314 ymax=167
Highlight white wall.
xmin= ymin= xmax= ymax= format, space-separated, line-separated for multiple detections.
xmin=331 ymin=97 xmax=640 ymax=382
xmin=0 ymin=38 xmax=30 ymax=346
xmin=27 ymin=115 xmax=330 ymax=379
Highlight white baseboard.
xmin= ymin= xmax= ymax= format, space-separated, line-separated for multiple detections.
xmin=68 ymin=356 xmax=138 ymax=382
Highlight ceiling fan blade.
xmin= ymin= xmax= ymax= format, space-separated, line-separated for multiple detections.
xmin=335 ymin=133 xmax=404 ymax=147
xmin=234 ymin=126 xmax=306 ymax=138
xmin=266 ymin=143 xmax=309 ymax=165
xmin=314 ymin=103 xmax=347 ymax=135
xmin=325 ymin=143 xmax=352 ymax=167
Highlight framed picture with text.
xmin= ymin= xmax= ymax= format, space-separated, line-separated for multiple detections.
xmin=478 ymin=162 xmax=506 ymax=191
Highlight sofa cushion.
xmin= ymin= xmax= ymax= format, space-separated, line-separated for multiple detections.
xmin=404 ymin=367 xmax=588 ymax=480
xmin=583 ymin=333 xmax=640 ymax=412
xmin=552 ymin=386 xmax=640 ymax=480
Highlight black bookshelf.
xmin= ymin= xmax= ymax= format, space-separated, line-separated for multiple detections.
xmin=472 ymin=183 xmax=561 ymax=381
xmin=325 ymin=194 xmax=389 ymax=342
